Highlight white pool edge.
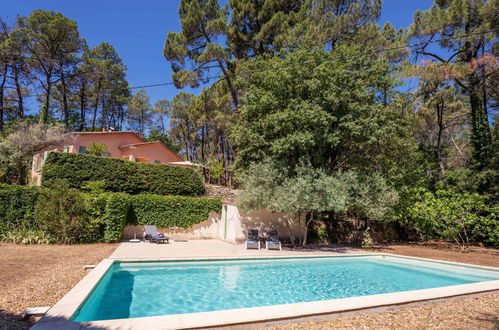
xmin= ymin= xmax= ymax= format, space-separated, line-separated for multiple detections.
xmin=31 ymin=253 xmax=499 ymax=330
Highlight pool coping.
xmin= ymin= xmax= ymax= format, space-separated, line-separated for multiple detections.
xmin=31 ymin=253 xmax=499 ymax=330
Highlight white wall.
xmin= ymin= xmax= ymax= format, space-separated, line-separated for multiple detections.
xmin=122 ymin=204 xmax=299 ymax=243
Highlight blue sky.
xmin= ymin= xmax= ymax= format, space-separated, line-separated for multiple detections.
xmin=1 ymin=0 xmax=435 ymax=113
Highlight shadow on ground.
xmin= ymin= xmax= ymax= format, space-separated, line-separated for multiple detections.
xmin=0 ymin=309 xmax=31 ymax=330
xmin=282 ymin=244 xmax=358 ymax=253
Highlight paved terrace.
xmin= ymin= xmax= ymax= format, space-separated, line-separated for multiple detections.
xmin=110 ymin=239 xmax=369 ymax=260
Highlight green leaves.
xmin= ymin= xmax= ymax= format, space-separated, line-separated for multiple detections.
xmin=42 ymin=152 xmax=206 ymax=196
xmin=396 ymin=188 xmax=498 ymax=247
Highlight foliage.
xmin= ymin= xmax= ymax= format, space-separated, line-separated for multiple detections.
xmin=238 ymin=161 xmax=398 ymax=247
xmin=409 ymin=0 xmax=498 ymax=169
xmin=34 ymin=180 xmax=89 ymax=243
xmin=232 ymin=45 xmax=417 ymax=185
xmin=42 ymin=152 xmax=205 ymax=196
xmin=127 ymin=88 xmax=153 ymax=137
xmin=86 ymin=142 xmax=108 ymax=156
xmin=208 ymin=156 xmax=224 ymax=181
xmin=103 ymin=194 xmax=130 ymax=242
xmin=0 ymin=225 xmax=54 ymax=244
xmin=0 ymin=122 xmax=67 ymax=184
xmin=395 ymin=188 xmax=498 ymax=248
xmin=128 ymin=194 xmax=222 ymax=229
xmin=0 ymin=183 xmax=39 ymax=234
xmin=0 ymin=182 xmax=220 ymax=244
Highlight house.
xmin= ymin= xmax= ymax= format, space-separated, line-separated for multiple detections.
xmin=31 ymin=130 xmax=190 ymax=185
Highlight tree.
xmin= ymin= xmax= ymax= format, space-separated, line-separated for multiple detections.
xmin=409 ymin=0 xmax=498 ymax=169
xmin=232 ymin=45 xmax=415 ymax=183
xmin=163 ymin=0 xmax=239 ymax=107
xmin=152 ymin=99 xmax=171 ymax=134
xmin=126 ymin=88 xmax=152 ymax=137
xmin=238 ymin=161 xmax=397 ymax=246
xmin=293 ymin=0 xmax=383 ymax=49
xmin=227 ymin=0 xmax=302 ymax=58
xmin=84 ymin=42 xmax=129 ymax=131
xmin=0 ymin=122 xmax=67 ymax=184
xmin=13 ymin=10 xmax=82 ymax=124
xmin=86 ymin=142 xmax=108 ymax=156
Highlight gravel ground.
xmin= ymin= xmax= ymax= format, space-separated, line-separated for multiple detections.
xmin=0 ymin=243 xmax=117 ymax=330
xmin=0 ymin=242 xmax=497 ymax=330
xmin=268 ymin=294 xmax=499 ymax=330
xmin=269 ymin=243 xmax=499 ymax=330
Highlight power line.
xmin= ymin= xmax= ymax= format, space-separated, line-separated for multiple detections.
xmin=1 ymin=29 xmax=497 ymax=104
xmin=128 ymin=29 xmax=498 ymax=90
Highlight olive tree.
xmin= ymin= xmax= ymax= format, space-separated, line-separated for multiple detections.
xmin=238 ymin=160 xmax=398 ymax=247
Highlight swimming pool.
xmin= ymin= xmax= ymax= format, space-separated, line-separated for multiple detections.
xmin=72 ymin=255 xmax=499 ymax=322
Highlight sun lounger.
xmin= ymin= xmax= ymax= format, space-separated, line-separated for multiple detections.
xmin=245 ymin=229 xmax=260 ymax=250
xmin=265 ymin=229 xmax=281 ymax=250
xmin=143 ymin=225 xmax=170 ymax=244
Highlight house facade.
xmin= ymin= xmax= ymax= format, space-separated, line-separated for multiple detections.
xmin=31 ymin=131 xmax=189 ymax=185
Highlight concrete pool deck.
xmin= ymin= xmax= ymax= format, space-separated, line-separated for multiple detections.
xmin=31 ymin=240 xmax=499 ymax=330
xmin=109 ymin=239 xmax=368 ymax=260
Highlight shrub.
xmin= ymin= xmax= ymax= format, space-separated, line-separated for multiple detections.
xmin=0 ymin=224 xmax=54 ymax=244
xmin=395 ymin=188 xmax=498 ymax=248
xmin=83 ymin=193 xmax=110 ymax=242
xmin=42 ymin=152 xmax=205 ymax=196
xmin=34 ymin=181 xmax=89 ymax=244
xmin=128 ymin=195 xmax=222 ymax=229
xmin=103 ymin=194 xmax=130 ymax=242
xmin=0 ymin=184 xmax=40 ymax=234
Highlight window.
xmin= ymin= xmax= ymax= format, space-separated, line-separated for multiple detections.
xmin=154 ymin=160 xmax=161 ymax=164
xmin=63 ymin=146 xmax=69 ymax=153
xmin=34 ymin=154 xmax=40 ymax=170
xmin=79 ymin=146 xmax=88 ymax=154
xmin=41 ymin=151 xmax=48 ymax=167
xmin=103 ymin=152 xmax=111 ymax=157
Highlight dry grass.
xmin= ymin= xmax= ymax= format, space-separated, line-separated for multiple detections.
xmin=0 ymin=242 xmax=117 ymax=330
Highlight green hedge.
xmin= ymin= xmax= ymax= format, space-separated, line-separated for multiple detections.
xmin=129 ymin=195 xmax=222 ymax=229
xmin=104 ymin=194 xmax=130 ymax=243
xmin=42 ymin=152 xmax=205 ymax=196
xmin=0 ymin=184 xmax=40 ymax=234
xmin=0 ymin=183 xmax=222 ymax=243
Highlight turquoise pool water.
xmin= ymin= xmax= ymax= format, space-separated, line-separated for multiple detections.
xmin=72 ymin=256 xmax=499 ymax=322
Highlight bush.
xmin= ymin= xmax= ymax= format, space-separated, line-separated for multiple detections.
xmin=0 ymin=183 xmax=221 ymax=244
xmin=0 ymin=184 xmax=40 ymax=234
xmin=34 ymin=181 xmax=90 ymax=244
xmin=83 ymin=193 xmax=110 ymax=242
xmin=103 ymin=194 xmax=130 ymax=242
xmin=0 ymin=224 xmax=54 ymax=244
xmin=394 ymin=188 xmax=498 ymax=248
xmin=42 ymin=152 xmax=205 ymax=196
xmin=129 ymin=195 xmax=222 ymax=229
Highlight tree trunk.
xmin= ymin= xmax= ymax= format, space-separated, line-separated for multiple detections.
xmin=60 ymin=67 xmax=69 ymax=126
xmin=436 ymin=102 xmax=445 ymax=178
xmin=13 ymin=64 xmax=24 ymax=119
xmin=91 ymin=80 xmax=102 ymax=131
xmin=469 ymin=83 xmax=492 ymax=169
xmin=79 ymin=81 xmax=86 ymax=131
xmin=0 ymin=63 xmax=7 ymax=132
xmin=40 ymin=72 xmax=52 ymax=124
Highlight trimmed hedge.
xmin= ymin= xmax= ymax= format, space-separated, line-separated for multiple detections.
xmin=104 ymin=194 xmax=130 ymax=242
xmin=42 ymin=152 xmax=205 ymax=196
xmin=0 ymin=183 xmax=222 ymax=243
xmin=0 ymin=184 xmax=40 ymax=234
xmin=129 ymin=195 xmax=222 ymax=229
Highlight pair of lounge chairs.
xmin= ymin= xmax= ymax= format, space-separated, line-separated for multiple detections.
xmin=143 ymin=225 xmax=170 ymax=244
xmin=245 ymin=229 xmax=282 ymax=250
